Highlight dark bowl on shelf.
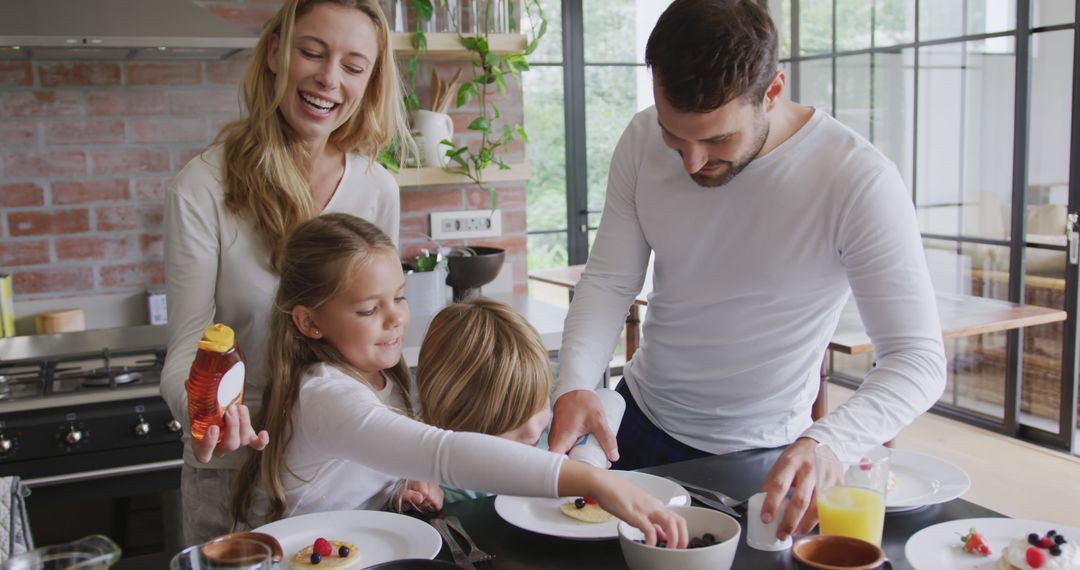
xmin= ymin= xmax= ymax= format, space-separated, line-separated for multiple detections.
xmin=445 ymin=246 xmax=505 ymax=301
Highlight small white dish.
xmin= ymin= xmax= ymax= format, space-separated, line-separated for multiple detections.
xmin=252 ymin=510 xmax=442 ymax=569
xmin=494 ymin=470 xmax=691 ymax=540
xmin=886 ymin=449 xmax=970 ymax=511
xmin=905 ymin=517 xmax=1080 ymax=569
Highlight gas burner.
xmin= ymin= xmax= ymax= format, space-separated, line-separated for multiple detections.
xmin=81 ymin=369 xmax=142 ymax=388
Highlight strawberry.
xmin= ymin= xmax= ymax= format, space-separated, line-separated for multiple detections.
xmin=960 ymin=528 xmax=991 ymax=556
xmin=1040 ymin=537 xmax=1055 ymax=549
xmin=583 ymin=497 xmax=599 ymax=505
xmin=1027 ymin=546 xmax=1047 ymax=567
xmin=313 ymin=537 xmax=333 ymax=558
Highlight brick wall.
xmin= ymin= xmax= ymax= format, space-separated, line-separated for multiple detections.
xmin=0 ymin=0 xmax=529 ymax=313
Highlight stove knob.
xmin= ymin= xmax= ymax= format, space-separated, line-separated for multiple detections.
xmin=0 ymin=435 xmax=14 ymax=454
xmin=134 ymin=420 xmax=151 ymax=437
xmin=64 ymin=428 xmax=84 ymax=445
xmin=166 ymin=419 xmax=182 ymax=433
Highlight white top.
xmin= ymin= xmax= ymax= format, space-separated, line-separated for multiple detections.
xmin=282 ymin=363 xmax=565 ymax=517
xmin=555 ymin=107 xmax=947 ymax=456
xmin=162 ymin=145 xmax=400 ymax=468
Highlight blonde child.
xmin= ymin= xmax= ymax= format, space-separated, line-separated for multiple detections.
xmin=230 ymin=213 xmax=686 ymax=547
xmin=415 ymin=298 xmax=554 ymax=502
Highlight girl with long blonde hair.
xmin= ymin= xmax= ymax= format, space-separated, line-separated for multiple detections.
xmin=230 ymin=214 xmax=687 ymax=549
xmin=161 ymin=0 xmax=410 ymax=544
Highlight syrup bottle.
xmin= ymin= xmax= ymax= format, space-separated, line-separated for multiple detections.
xmin=186 ymin=323 xmax=246 ymax=442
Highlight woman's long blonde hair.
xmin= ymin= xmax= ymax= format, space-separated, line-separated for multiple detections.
xmin=416 ymin=298 xmax=552 ymax=435
xmin=218 ymin=0 xmax=411 ymax=270
xmin=231 ymin=213 xmax=413 ymax=527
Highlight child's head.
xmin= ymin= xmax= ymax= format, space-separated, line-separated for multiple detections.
xmin=276 ymin=212 xmax=409 ymax=381
xmin=416 ymin=298 xmax=552 ymax=446
xmin=234 ymin=212 xmax=410 ymax=526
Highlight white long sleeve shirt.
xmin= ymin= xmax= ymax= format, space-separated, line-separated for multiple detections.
xmin=282 ymin=363 xmax=564 ymax=517
xmin=555 ymin=107 xmax=947 ymax=456
xmin=162 ymin=146 xmax=400 ymax=469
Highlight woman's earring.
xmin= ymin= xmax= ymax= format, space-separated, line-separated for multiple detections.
xmin=312 ymin=328 xmax=321 ymax=338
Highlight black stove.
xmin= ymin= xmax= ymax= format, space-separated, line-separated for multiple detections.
xmin=0 ymin=326 xmax=182 ymax=486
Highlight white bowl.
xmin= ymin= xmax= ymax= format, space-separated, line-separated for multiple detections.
xmin=617 ymin=505 xmax=741 ymax=570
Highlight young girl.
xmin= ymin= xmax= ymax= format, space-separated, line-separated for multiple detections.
xmin=231 ymin=213 xmax=686 ymax=547
xmin=415 ymin=298 xmax=553 ymax=502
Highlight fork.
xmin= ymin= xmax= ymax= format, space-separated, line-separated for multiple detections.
xmin=445 ymin=515 xmax=495 ymax=565
xmin=431 ymin=518 xmax=476 ymax=570
xmin=663 ymin=475 xmax=747 ymax=508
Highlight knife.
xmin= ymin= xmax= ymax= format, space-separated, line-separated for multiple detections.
xmin=686 ymin=490 xmax=742 ymax=519
xmin=431 ymin=518 xmax=476 ymax=570
xmin=664 ymin=475 xmax=746 ymax=507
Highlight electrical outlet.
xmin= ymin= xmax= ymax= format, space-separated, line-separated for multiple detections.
xmin=429 ymin=209 xmax=503 ymax=239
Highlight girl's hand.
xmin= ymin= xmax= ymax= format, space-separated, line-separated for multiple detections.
xmin=391 ymin=480 xmax=445 ymax=513
xmin=558 ymin=461 xmax=687 ymax=548
xmin=192 ymin=404 xmax=270 ymax=464
xmin=592 ymin=470 xmax=688 ymax=548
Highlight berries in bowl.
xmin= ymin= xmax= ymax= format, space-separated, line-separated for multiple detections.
xmin=617 ymin=505 xmax=740 ymax=570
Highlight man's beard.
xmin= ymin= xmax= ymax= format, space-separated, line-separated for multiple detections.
xmin=689 ymin=116 xmax=771 ymax=188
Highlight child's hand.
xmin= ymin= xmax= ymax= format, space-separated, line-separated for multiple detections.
xmin=559 ymin=461 xmax=687 ymax=548
xmin=593 ymin=471 xmax=688 ymax=548
xmin=391 ymin=480 xmax=445 ymax=513
xmin=193 ymin=404 xmax=270 ymax=464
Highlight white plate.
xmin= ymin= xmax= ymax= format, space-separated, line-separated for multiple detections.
xmin=905 ymin=517 xmax=1080 ymax=569
xmin=493 ymin=470 xmax=691 ymax=540
xmin=253 ymin=510 xmax=442 ymax=569
xmin=886 ymin=449 xmax=971 ymax=511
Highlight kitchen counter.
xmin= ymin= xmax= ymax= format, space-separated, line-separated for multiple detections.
xmin=0 ymin=292 xmax=566 ymax=370
xmin=0 ymin=324 xmax=167 ymax=363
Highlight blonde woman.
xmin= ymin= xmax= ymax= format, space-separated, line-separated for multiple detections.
xmin=230 ymin=213 xmax=687 ymax=549
xmin=415 ymin=298 xmax=554 ymax=502
xmin=161 ymin=0 xmax=410 ymax=544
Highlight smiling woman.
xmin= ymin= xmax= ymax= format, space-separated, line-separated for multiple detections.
xmin=160 ymin=0 xmax=412 ymax=546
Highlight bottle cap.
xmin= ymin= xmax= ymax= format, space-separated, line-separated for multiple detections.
xmin=197 ymin=323 xmax=235 ymax=353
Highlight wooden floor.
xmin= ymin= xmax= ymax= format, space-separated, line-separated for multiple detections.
xmin=828 ymin=383 xmax=1080 ymax=527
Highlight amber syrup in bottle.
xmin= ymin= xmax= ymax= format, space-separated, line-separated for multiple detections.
xmin=186 ymin=323 xmax=246 ymax=442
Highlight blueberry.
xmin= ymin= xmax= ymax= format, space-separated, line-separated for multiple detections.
xmin=574 ymin=498 xmax=586 ymax=509
xmin=1048 ymin=530 xmax=1058 ymax=537
xmin=338 ymin=545 xmax=350 ymax=558
xmin=703 ymin=533 xmax=716 ymax=544
xmin=1050 ymin=545 xmax=1062 ymax=556
xmin=1030 ymin=533 xmax=1041 ymax=545
xmin=689 ymin=538 xmax=703 ymax=549
xmin=634 ymin=539 xmax=645 ymax=544
xmin=656 ymin=540 xmax=667 ymax=548
xmin=310 ymin=552 xmax=322 ymax=564
xmin=1055 ymin=535 xmax=1067 ymax=545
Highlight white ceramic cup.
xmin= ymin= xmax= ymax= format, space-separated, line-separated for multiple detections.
xmin=746 ymin=491 xmax=793 ymax=551
xmin=413 ymin=110 xmax=454 ymax=167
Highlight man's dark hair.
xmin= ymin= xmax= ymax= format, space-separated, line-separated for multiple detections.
xmin=645 ymin=0 xmax=778 ymax=112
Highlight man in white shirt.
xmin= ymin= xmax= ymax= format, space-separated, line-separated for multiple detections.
xmin=548 ymin=0 xmax=946 ymax=542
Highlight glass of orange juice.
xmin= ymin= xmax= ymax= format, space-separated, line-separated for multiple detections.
xmin=814 ymin=443 xmax=890 ymax=546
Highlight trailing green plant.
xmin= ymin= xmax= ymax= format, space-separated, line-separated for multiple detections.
xmin=443 ymin=0 xmax=546 ymax=210
xmin=380 ymin=0 xmax=548 ymax=212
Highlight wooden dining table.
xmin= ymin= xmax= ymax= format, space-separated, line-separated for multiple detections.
xmin=529 ymin=264 xmax=1069 ymax=420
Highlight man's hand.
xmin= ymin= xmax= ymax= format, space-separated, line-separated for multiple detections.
xmin=391 ymin=480 xmax=445 ymax=513
xmin=547 ymin=390 xmax=619 ymax=463
xmin=760 ymin=437 xmax=820 ymax=541
xmin=192 ymin=404 xmax=270 ymax=464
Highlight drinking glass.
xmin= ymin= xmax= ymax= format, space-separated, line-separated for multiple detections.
xmin=170 ymin=537 xmax=272 ymax=570
xmin=814 ymin=443 xmax=890 ymax=546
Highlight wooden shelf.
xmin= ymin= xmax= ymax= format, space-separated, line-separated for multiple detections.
xmin=390 ymin=33 xmax=527 ymax=57
xmin=394 ymin=163 xmax=532 ymax=187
